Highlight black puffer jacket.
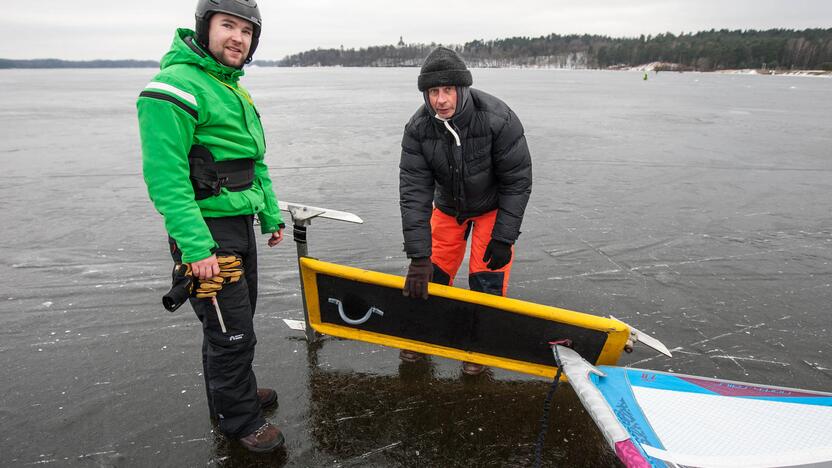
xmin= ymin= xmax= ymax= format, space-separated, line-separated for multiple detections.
xmin=399 ymin=88 xmax=532 ymax=258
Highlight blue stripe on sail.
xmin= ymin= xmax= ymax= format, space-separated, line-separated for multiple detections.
xmin=730 ymin=396 xmax=832 ymax=406
xmin=591 ymin=367 xmax=667 ymax=467
xmin=612 ymin=368 xmax=832 ymax=406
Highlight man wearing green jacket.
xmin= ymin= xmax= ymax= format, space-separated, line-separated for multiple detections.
xmin=137 ymin=0 xmax=284 ymax=453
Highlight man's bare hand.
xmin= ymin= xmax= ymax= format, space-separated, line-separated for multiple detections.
xmin=267 ymin=228 xmax=284 ymax=247
xmin=190 ymin=255 xmax=220 ymax=280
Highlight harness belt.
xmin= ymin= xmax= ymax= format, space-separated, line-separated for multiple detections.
xmin=188 ymin=145 xmax=255 ymax=200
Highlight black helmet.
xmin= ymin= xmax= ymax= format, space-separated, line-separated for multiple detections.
xmin=195 ymin=0 xmax=262 ymax=64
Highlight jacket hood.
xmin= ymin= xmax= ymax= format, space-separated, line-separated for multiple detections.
xmin=423 ymin=86 xmax=474 ymax=128
xmin=159 ymin=28 xmax=244 ymax=83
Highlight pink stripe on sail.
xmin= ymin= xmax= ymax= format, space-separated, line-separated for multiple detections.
xmin=679 ymin=376 xmax=827 ymax=398
xmin=615 ymin=439 xmax=651 ymax=468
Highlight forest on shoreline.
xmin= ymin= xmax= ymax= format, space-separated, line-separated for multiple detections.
xmin=3 ymin=29 xmax=830 ymax=72
xmin=274 ymin=29 xmax=832 ymax=71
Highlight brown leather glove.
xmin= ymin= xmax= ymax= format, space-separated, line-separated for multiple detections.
xmin=216 ymin=255 xmax=242 ymax=283
xmin=403 ymin=257 xmax=433 ymax=300
xmin=195 ymin=255 xmax=243 ymax=299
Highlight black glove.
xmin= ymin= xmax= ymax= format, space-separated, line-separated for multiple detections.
xmin=482 ymin=239 xmax=512 ymax=270
xmin=403 ymin=257 xmax=433 ymax=300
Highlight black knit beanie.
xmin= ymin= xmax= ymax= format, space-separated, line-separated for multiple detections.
xmin=417 ymin=47 xmax=473 ymax=91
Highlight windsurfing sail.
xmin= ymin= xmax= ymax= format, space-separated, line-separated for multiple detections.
xmin=556 ymin=345 xmax=832 ymax=468
xmin=299 ymin=257 xmax=639 ymax=378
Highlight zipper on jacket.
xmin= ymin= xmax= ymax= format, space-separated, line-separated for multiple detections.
xmin=436 ymin=114 xmax=465 ymax=217
xmin=208 ymin=72 xmax=264 ymax=156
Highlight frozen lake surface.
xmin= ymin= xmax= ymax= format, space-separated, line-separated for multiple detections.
xmin=1 ymin=67 xmax=830 ymax=466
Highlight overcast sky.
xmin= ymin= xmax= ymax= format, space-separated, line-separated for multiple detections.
xmin=3 ymin=1 xmax=830 ymax=61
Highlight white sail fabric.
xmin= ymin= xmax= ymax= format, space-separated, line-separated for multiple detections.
xmin=556 ymin=345 xmax=832 ymax=468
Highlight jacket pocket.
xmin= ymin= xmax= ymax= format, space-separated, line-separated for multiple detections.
xmin=465 ymin=139 xmax=491 ymax=162
xmin=465 ymin=143 xmax=492 ymax=175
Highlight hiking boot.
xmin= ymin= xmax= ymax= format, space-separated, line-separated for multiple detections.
xmin=462 ymin=361 xmax=487 ymax=376
xmin=399 ymin=349 xmax=425 ymax=363
xmin=257 ymin=388 xmax=278 ymax=409
xmin=239 ymin=423 xmax=285 ymax=453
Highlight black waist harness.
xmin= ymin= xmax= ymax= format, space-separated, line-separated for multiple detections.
xmin=188 ymin=145 xmax=255 ymax=200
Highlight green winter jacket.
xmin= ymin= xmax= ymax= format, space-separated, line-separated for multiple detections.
xmin=137 ymin=28 xmax=283 ymax=263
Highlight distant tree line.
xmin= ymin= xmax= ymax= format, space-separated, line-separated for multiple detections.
xmin=263 ymin=44 xmax=436 ymax=68
xmin=275 ymin=29 xmax=832 ymax=71
xmin=3 ymin=29 xmax=830 ymax=70
xmin=0 ymin=59 xmax=159 ymax=69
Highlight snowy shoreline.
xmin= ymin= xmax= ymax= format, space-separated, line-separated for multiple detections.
xmin=624 ymin=61 xmax=832 ymax=77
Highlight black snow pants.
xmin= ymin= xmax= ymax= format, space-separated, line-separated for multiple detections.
xmin=169 ymin=214 xmax=265 ymax=439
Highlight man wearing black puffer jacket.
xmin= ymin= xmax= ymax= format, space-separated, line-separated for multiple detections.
xmin=399 ymin=47 xmax=533 ymax=375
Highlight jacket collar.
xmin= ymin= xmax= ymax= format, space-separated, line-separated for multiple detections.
xmin=160 ymin=28 xmax=244 ymax=84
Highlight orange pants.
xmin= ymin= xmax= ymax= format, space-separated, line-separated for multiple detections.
xmin=430 ymin=208 xmax=514 ymax=296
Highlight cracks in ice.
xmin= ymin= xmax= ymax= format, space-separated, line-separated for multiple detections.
xmin=628 ymin=321 xmax=774 ymax=368
xmin=802 ymin=361 xmax=832 ymax=374
xmin=709 ymin=354 xmax=790 ymax=370
xmin=333 ymin=441 xmax=403 ymax=467
xmin=578 ymin=238 xmax=629 ymax=275
xmin=687 ymin=322 xmax=768 ymax=347
xmin=537 ymin=248 xmax=787 ymax=282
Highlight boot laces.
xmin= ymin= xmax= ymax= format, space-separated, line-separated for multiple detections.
xmin=255 ymin=423 xmax=271 ymax=438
